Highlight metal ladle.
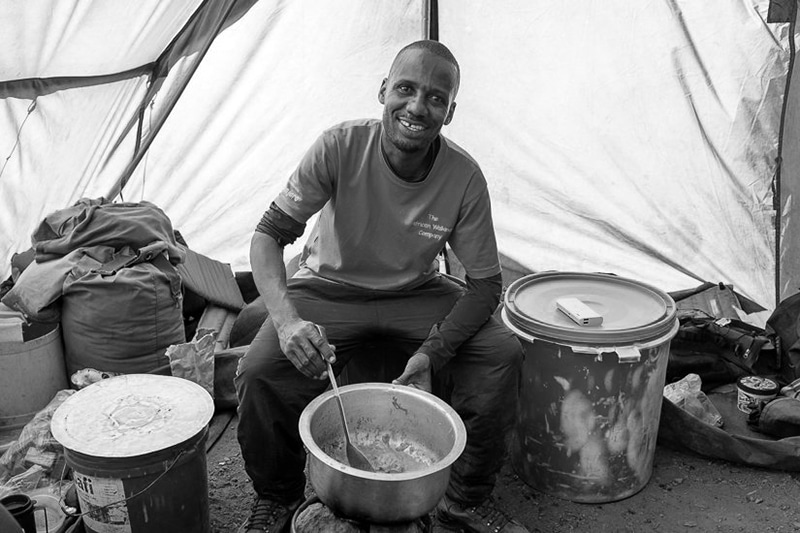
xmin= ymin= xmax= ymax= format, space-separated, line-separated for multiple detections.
xmin=326 ymin=360 xmax=375 ymax=472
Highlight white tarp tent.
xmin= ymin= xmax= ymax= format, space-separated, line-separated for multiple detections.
xmin=1 ymin=0 xmax=797 ymax=310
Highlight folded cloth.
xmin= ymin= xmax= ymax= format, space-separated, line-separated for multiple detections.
xmin=32 ymin=197 xmax=184 ymax=265
xmin=1 ymin=246 xmax=114 ymax=320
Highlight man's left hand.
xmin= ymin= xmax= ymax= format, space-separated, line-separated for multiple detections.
xmin=392 ymin=352 xmax=432 ymax=393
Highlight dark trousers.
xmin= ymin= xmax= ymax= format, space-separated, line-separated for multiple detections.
xmin=234 ymin=275 xmax=523 ymax=506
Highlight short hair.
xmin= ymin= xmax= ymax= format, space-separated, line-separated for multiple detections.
xmin=392 ymin=40 xmax=460 ymax=95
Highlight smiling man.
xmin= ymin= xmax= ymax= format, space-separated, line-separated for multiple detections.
xmin=235 ymin=40 xmax=528 ymax=533
xmin=379 ymin=44 xmax=457 ymax=179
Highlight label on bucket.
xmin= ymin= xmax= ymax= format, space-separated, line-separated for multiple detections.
xmin=74 ymin=472 xmax=131 ymax=533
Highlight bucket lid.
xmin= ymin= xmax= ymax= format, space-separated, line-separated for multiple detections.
xmin=51 ymin=374 xmax=214 ymax=458
xmin=503 ymin=271 xmax=677 ymax=345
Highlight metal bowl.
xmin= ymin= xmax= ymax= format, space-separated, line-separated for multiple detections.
xmin=299 ymin=383 xmax=466 ymax=523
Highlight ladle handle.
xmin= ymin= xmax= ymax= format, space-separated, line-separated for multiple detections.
xmin=327 ymin=361 xmax=352 ymax=440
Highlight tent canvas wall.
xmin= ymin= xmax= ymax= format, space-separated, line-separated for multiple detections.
xmin=1 ymin=0 xmax=798 ymax=310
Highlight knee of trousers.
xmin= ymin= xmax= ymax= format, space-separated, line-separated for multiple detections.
xmin=452 ymin=332 xmax=524 ymax=409
xmin=234 ymin=354 xmax=281 ymax=404
xmin=490 ymin=330 xmax=525 ymax=374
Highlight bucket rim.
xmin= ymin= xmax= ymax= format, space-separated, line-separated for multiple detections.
xmin=503 ymin=271 xmax=677 ymax=345
xmin=51 ymin=374 xmax=214 ymax=458
xmin=0 ymin=322 xmax=60 ymax=352
xmin=502 ymin=306 xmax=679 ymax=354
xmin=0 ymin=493 xmax=34 ymax=512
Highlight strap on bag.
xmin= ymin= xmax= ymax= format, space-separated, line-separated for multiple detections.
xmin=93 ymin=241 xmax=183 ymax=306
xmin=94 ymin=241 xmax=169 ymax=276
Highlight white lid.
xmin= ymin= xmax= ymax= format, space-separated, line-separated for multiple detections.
xmin=51 ymin=374 xmax=214 ymax=458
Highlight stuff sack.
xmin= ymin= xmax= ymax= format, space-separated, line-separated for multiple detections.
xmin=765 ymin=291 xmax=800 ymax=385
xmin=61 ymin=245 xmax=185 ymax=376
xmin=747 ymin=397 xmax=800 ymax=439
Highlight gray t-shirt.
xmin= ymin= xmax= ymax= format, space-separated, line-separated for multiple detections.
xmin=274 ymin=118 xmax=501 ymax=290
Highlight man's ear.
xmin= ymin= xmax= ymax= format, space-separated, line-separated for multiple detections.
xmin=378 ymin=78 xmax=388 ymax=104
xmin=444 ymin=102 xmax=457 ymax=125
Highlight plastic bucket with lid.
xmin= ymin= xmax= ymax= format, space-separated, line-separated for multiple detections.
xmin=502 ymin=271 xmax=678 ymax=503
xmin=50 ymin=374 xmax=214 ymax=533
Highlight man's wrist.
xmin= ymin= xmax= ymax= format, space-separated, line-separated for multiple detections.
xmin=412 ymin=352 xmax=432 ymax=372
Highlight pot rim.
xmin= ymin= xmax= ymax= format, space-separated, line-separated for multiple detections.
xmin=299 ymin=382 xmax=467 ymax=481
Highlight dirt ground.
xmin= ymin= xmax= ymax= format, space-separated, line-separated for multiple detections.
xmin=206 ymin=413 xmax=800 ymax=533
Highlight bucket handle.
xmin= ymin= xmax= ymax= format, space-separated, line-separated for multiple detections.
xmin=615 ymin=345 xmax=641 ymax=363
xmin=32 ymin=499 xmax=50 ymax=532
xmin=60 ymin=444 xmax=192 ymax=520
xmin=570 ymin=344 xmax=643 ymax=363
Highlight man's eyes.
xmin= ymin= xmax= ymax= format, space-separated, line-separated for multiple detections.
xmin=394 ymin=86 xmax=446 ymax=105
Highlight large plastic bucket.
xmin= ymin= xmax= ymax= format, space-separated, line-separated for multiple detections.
xmin=50 ymin=374 xmax=214 ymax=533
xmin=502 ymin=272 xmax=678 ymax=503
xmin=0 ymin=323 xmax=67 ymax=431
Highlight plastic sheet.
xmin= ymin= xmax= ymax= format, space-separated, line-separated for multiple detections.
xmin=166 ymin=329 xmax=217 ymax=396
xmin=0 ymin=389 xmax=74 ymax=499
xmin=664 ymin=373 xmax=724 ymax=428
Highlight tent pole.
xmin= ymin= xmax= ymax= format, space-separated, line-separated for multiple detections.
xmin=425 ymin=0 xmax=439 ymax=41
xmin=107 ymin=0 xmax=240 ymax=201
xmin=422 ymin=0 xmax=439 ymax=41
xmin=775 ymin=3 xmax=798 ymax=305
xmin=422 ymin=0 xmax=429 ymax=39
xmin=124 ymin=71 xmax=153 ymax=203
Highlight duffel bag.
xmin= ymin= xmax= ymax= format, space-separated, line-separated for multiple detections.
xmin=61 ymin=242 xmax=185 ymax=375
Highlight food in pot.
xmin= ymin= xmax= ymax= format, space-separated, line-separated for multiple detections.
xmin=322 ymin=430 xmax=437 ymax=474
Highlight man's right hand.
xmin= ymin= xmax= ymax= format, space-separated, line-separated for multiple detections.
xmin=392 ymin=352 xmax=432 ymax=393
xmin=276 ymin=320 xmax=336 ymax=380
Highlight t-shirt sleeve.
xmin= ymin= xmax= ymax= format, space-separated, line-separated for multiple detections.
xmin=418 ymin=272 xmax=503 ymax=372
xmin=447 ymin=171 xmax=501 ymax=279
xmin=273 ymin=130 xmax=337 ymax=223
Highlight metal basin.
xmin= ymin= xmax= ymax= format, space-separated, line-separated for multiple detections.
xmin=299 ymin=383 xmax=466 ymax=523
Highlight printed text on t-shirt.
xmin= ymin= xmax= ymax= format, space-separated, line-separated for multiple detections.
xmin=413 ymin=213 xmax=451 ymax=241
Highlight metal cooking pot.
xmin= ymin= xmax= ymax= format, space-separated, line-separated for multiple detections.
xmin=298 ymin=383 xmax=466 ymax=523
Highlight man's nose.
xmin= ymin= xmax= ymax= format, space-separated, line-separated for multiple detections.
xmin=406 ymin=93 xmax=426 ymax=116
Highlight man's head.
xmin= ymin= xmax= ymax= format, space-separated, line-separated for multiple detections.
xmin=379 ymin=40 xmax=460 ymax=155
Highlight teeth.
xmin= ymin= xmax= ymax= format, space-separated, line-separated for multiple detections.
xmin=400 ymin=119 xmax=424 ymax=131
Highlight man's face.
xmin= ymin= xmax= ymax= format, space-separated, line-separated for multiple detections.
xmin=379 ymin=49 xmax=458 ymax=155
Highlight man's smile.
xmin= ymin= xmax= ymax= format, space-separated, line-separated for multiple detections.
xmin=398 ymin=117 xmax=427 ymax=133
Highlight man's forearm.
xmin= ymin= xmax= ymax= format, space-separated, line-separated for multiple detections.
xmin=417 ymin=273 xmax=503 ymax=373
xmin=250 ymin=231 xmax=300 ymax=330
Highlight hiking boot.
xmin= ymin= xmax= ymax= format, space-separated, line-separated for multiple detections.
xmin=434 ymin=495 xmax=530 ymax=533
xmin=238 ymin=495 xmax=302 ymax=533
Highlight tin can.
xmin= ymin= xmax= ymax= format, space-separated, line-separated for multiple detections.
xmin=736 ymin=376 xmax=779 ymax=414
